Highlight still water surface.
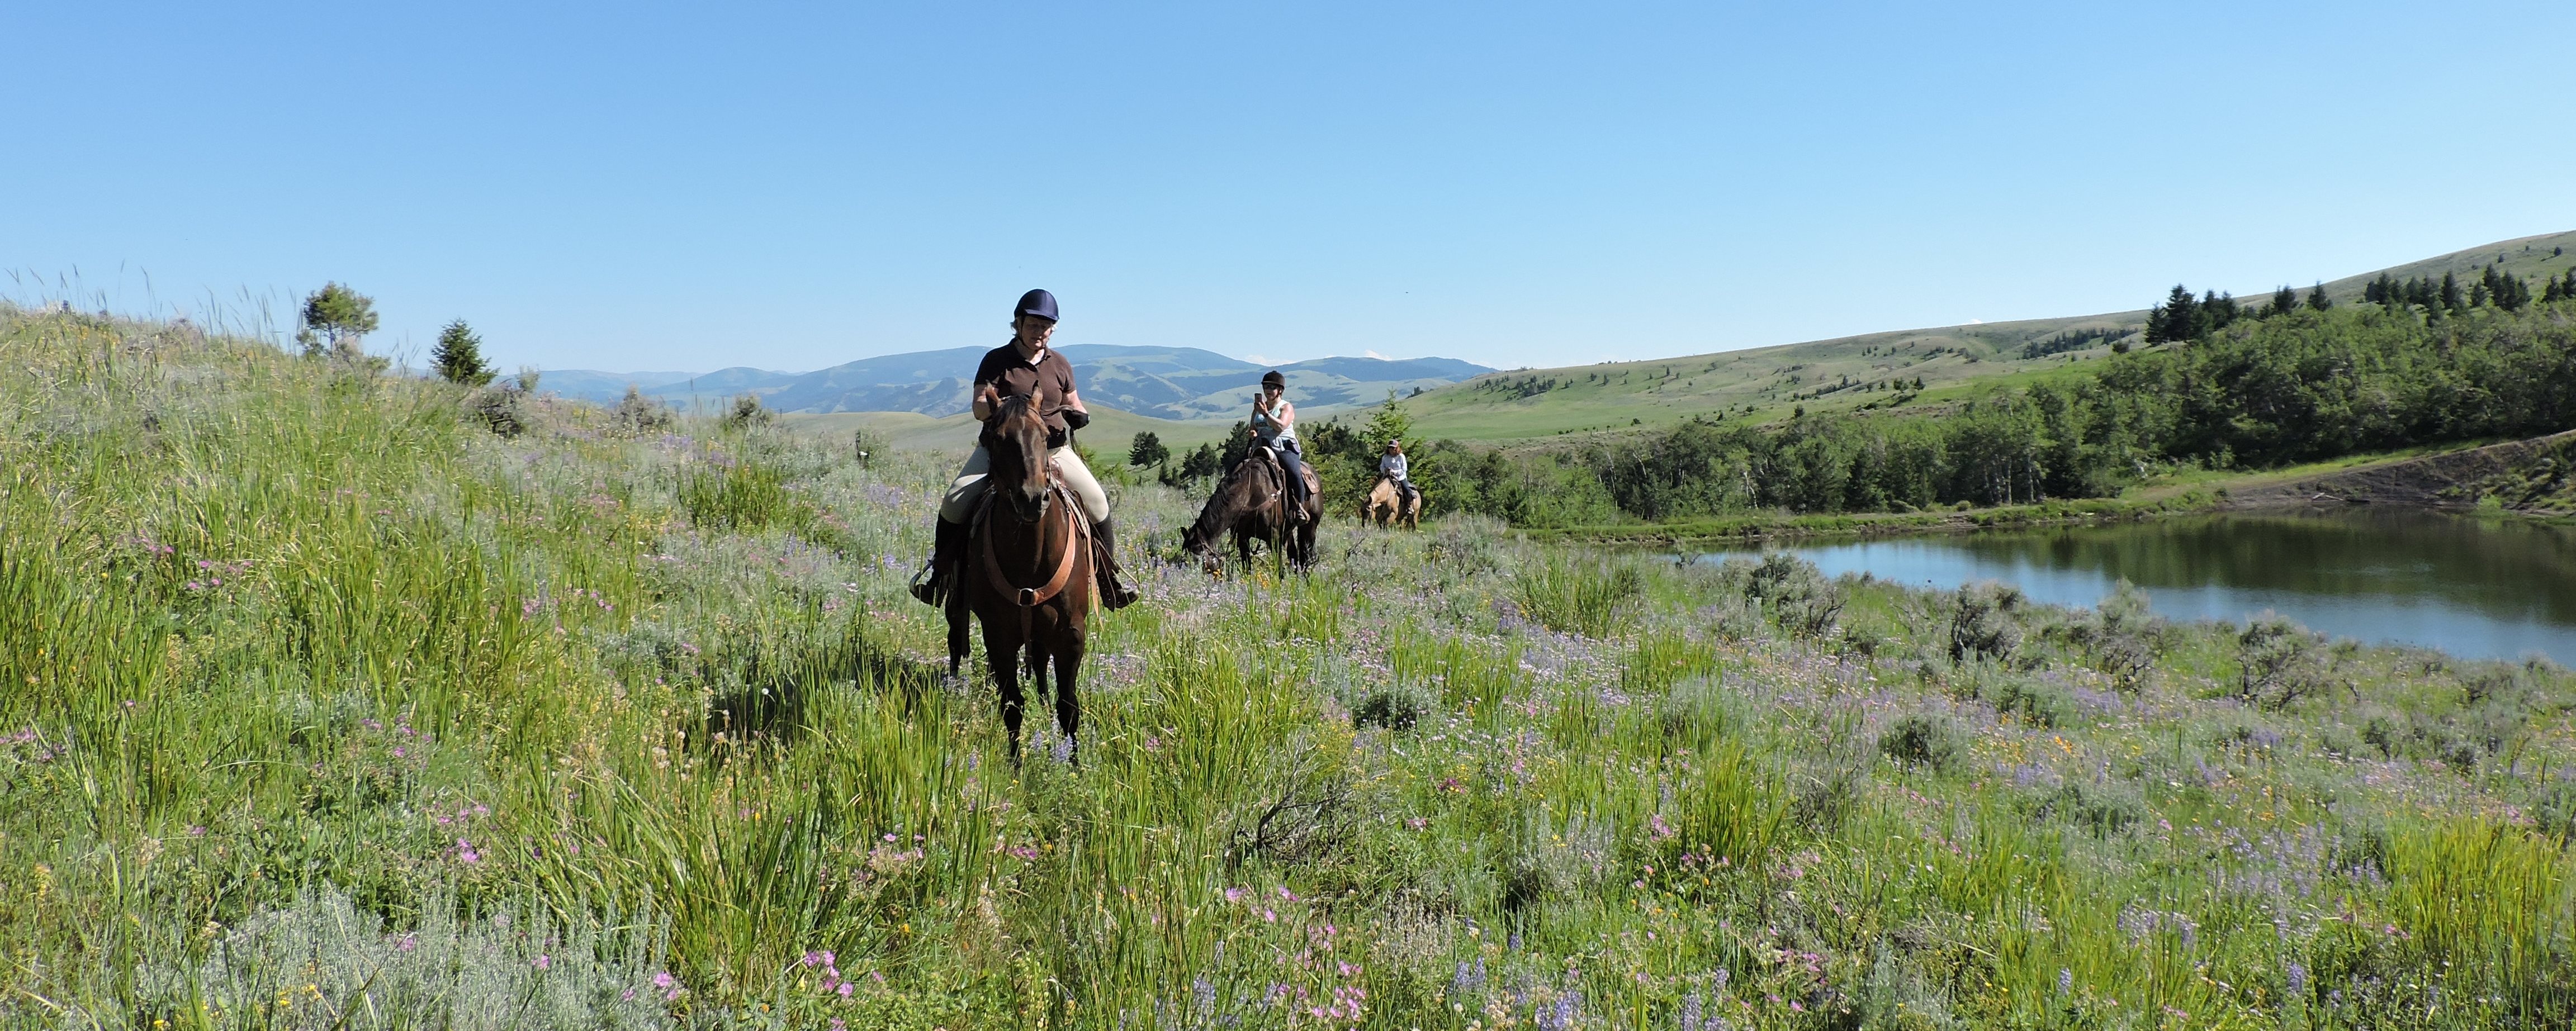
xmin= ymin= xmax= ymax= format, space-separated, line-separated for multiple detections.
xmin=1701 ymin=507 xmax=2576 ymax=664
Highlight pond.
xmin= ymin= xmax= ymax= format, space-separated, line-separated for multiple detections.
xmin=1699 ymin=506 xmax=2576 ymax=664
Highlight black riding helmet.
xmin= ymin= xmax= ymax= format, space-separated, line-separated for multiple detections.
xmin=1016 ymin=289 xmax=1059 ymax=322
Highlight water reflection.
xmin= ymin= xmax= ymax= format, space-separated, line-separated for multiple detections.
xmin=1701 ymin=506 xmax=2576 ymax=663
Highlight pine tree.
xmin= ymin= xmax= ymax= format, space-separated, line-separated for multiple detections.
xmin=2439 ymin=272 xmax=2463 ymax=313
xmin=2202 ymin=290 xmax=2238 ymax=332
xmin=2146 ymin=284 xmax=2200 ymax=343
xmin=430 ymin=320 xmax=495 ymax=386
xmin=2307 ymin=281 xmax=2332 ymax=311
xmin=295 ymin=282 xmax=379 ymax=358
xmin=1126 ymin=431 xmax=1169 ymax=468
xmin=2267 ymin=285 xmax=2297 ymax=316
xmin=2498 ymin=272 xmax=2531 ymax=312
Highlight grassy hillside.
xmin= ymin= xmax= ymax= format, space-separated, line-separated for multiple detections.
xmin=1389 ymin=230 xmax=2576 ymax=445
xmin=10 ymin=303 xmax=2576 ymax=1027
xmin=783 ymin=403 xmax=1238 ymax=459
xmin=1394 ymin=313 xmax=2144 ymax=443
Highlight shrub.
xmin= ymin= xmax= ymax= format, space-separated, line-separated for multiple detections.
xmin=1948 ymin=581 xmax=2025 ymax=666
xmin=1498 ymin=810 xmax=1609 ymax=918
xmin=1510 ymin=553 xmax=1642 ymax=638
xmin=1989 ymin=674 xmax=2078 ymax=728
xmin=721 ymin=392 xmax=774 ymax=430
xmin=2237 ymin=612 xmax=2337 ymax=710
xmin=132 ymin=886 xmax=675 ymax=1029
xmin=609 ymin=386 xmax=674 ymax=437
xmin=1658 ymin=676 xmax=1737 ymax=753
xmin=1879 ymin=712 xmax=1969 ymax=773
xmin=1745 ymin=552 xmax=1842 ymax=637
xmin=467 ymin=383 xmax=531 ymax=436
xmin=1352 ymin=680 xmax=1433 ymax=732
xmin=2031 ymin=780 xmax=2146 ymax=836
xmin=2068 ymin=579 xmax=2161 ymax=690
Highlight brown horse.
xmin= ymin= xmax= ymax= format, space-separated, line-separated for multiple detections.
xmin=950 ymin=393 xmax=1092 ymax=765
xmin=1361 ymin=477 xmax=1423 ymax=529
xmin=1182 ymin=448 xmax=1320 ymax=569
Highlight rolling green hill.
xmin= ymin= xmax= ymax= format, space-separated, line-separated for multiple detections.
xmin=784 ymin=403 xmax=1240 ymax=458
xmin=1391 ymin=229 xmax=2576 ymax=444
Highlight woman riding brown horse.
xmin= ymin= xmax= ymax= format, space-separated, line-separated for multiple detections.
xmin=1182 ymin=444 xmax=1320 ymax=569
xmin=954 ymin=389 xmax=1092 ymax=764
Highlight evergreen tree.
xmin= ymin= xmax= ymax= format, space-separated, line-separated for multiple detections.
xmin=430 ymin=319 xmax=495 ymax=386
xmin=1126 ymin=431 xmax=1169 ymax=468
xmin=2307 ymin=281 xmax=2332 ymax=311
xmin=295 ymin=282 xmax=379 ymax=358
xmin=1361 ymin=391 xmax=1416 ymax=452
xmin=2440 ymin=271 xmax=2464 ymax=313
xmin=2146 ymin=284 xmax=2200 ymax=343
xmin=2267 ymin=285 xmax=2297 ymax=316
xmin=2202 ymin=290 xmax=2239 ymax=332
xmin=2498 ymin=272 xmax=2531 ymax=312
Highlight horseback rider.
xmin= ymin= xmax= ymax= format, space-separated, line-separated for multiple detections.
xmin=1248 ymin=370 xmax=1311 ymax=517
xmin=911 ymin=289 xmax=1138 ymax=609
xmin=1379 ymin=438 xmax=1420 ymax=509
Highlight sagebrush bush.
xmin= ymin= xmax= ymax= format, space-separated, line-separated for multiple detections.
xmin=1745 ymin=552 xmax=1843 ymax=637
xmin=1948 ymin=580 xmax=2026 ymax=666
xmin=1879 ymin=712 xmax=1970 ymax=774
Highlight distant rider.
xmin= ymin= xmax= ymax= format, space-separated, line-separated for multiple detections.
xmin=1248 ymin=370 xmax=1311 ymax=516
xmin=910 ymin=289 xmax=1137 ymax=609
xmin=1379 ymin=438 xmax=1420 ymax=509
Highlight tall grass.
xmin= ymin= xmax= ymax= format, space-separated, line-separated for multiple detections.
xmin=6 ymin=302 xmax=2576 ymax=1028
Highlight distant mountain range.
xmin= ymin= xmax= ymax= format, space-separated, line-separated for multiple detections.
xmin=541 ymin=345 xmax=1491 ymax=421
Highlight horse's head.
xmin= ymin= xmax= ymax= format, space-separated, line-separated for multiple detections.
xmin=978 ymin=391 xmax=1052 ymax=522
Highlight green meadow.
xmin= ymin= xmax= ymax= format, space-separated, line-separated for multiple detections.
xmin=6 ymin=303 xmax=2576 ymax=1029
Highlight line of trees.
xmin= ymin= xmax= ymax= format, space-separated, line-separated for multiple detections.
xmin=1416 ymin=298 xmax=2576 ymax=527
xmin=2362 ymin=264 xmax=2542 ymax=315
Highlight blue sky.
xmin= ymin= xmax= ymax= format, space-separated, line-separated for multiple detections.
xmin=10 ymin=2 xmax=2574 ymax=374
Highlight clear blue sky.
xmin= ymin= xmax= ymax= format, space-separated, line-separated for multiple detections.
xmin=10 ymin=2 xmax=2574 ymax=374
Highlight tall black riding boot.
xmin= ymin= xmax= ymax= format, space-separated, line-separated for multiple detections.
xmin=909 ymin=518 xmax=967 ymax=606
xmin=1091 ymin=517 xmax=1140 ymax=610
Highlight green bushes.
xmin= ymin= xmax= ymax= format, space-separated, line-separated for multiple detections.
xmin=1879 ymin=712 xmax=1969 ymax=774
xmin=1948 ymin=580 xmax=2027 ymax=665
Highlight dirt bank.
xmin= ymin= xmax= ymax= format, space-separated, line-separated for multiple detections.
xmin=2222 ymin=429 xmax=2576 ymax=509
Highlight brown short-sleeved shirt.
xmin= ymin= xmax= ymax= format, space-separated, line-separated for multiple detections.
xmin=974 ymin=341 xmax=1076 ymax=448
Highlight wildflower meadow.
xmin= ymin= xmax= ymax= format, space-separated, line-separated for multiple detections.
xmin=3 ymin=303 xmax=2574 ymax=1028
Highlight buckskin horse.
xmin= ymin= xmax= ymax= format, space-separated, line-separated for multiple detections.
xmin=1361 ymin=477 xmax=1423 ymax=529
xmin=1182 ymin=446 xmax=1320 ymax=570
xmin=949 ymin=393 xmax=1092 ymax=765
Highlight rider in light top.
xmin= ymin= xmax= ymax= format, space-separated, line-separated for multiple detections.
xmin=1379 ymin=438 xmax=1419 ymax=507
xmin=1249 ymin=370 xmax=1310 ymax=515
xmin=910 ymin=289 xmax=1137 ymax=609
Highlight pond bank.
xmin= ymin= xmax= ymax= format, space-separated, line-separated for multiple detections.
xmin=1533 ymin=430 xmax=2576 ymax=545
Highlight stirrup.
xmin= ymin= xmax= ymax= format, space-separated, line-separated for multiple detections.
xmin=908 ymin=559 xmax=943 ymax=606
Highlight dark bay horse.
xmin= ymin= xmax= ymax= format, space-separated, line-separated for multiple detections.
xmin=1182 ymin=448 xmax=1320 ymax=570
xmin=949 ymin=393 xmax=1092 ymax=764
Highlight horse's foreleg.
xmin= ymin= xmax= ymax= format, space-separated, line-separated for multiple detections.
xmin=1026 ymin=642 xmax=1051 ymax=707
xmin=945 ymin=596 xmax=970 ymax=677
xmin=984 ymin=624 xmax=1025 ymax=766
xmin=1052 ymin=631 xmax=1085 ymax=768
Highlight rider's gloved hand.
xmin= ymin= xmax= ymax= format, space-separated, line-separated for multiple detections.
xmin=1063 ymin=408 xmax=1091 ymax=430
